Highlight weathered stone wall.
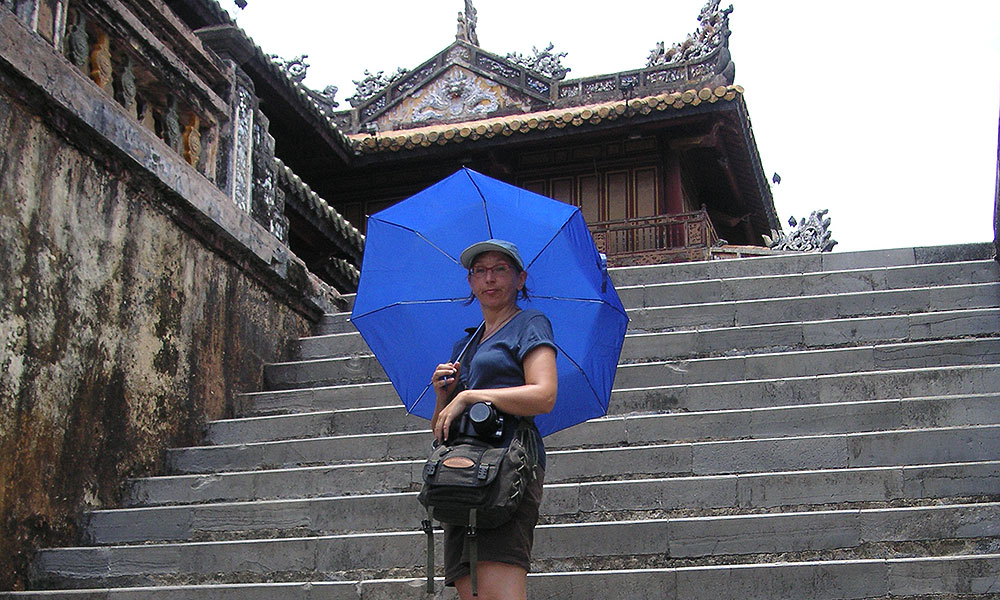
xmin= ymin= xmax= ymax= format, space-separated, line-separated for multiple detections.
xmin=0 ymin=55 xmax=312 ymax=591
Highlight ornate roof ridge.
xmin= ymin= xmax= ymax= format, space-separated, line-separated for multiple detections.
xmin=350 ymin=84 xmax=744 ymax=153
xmin=192 ymin=22 xmax=355 ymax=156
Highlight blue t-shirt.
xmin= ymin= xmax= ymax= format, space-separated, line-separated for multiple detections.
xmin=450 ymin=309 xmax=556 ymax=469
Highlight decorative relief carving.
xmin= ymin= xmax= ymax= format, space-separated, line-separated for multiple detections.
xmin=377 ymin=66 xmax=527 ymax=129
xmin=647 ymin=0 xmax=732 ymax=67
xmin=117 ymin=54 xmax=137 ymax=118
xmin=394 ymin=64 xmax=436 ymax=95
xmin=583 ymin=78 xmax=616 ymax=95
xmin=477 ymin=55 xmax=520 ymax=80
xmin=763 ymin=210 xmax=838 ymax=252
xmin=559 ymin=86 xmax=580 ymax=99
xmin=362 ymin=94 xmax=387 ymax=119
xmin=413 ymin=71 xmax=496 ymax=122
xmin=447 ymin=46 xmax=471 ymax=64
xmin=67 ymin=11 xmax=89 ymax=72
xmin=690 ymin=63 xmax=712 ymax=79
xmin=233 ymin=85 xmax=254 ymax=213
xmin=506 ymin=43 xmax=570 ymax=80
xmin=525 ymin=76 xmax=549 ymax=96
xmin=183 ymin=114 xmax=201 ymax=168
xmin=89 ymin=30 xmax=113 ymax=94
xmin=163 ymin=96 xmax=181 ymax=152
xmin=647 ymin=68 xmax=684 ymax=84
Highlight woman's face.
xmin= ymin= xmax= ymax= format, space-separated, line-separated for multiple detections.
xmin=467 ymin=251 xmax=526 ymax=310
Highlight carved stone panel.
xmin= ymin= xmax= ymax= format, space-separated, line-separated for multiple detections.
xmin=375 ymin=65 xmax=529 ymax=130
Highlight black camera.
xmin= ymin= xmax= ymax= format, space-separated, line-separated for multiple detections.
xmin=450 ymin=402 xmax=505 ymax=441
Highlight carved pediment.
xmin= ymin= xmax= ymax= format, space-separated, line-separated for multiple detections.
xmin=375 ymin=65 xmax=532 ymax=131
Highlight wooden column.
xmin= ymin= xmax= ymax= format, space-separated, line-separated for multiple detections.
xmin=664 ymin=150 xmax=684 ymax=215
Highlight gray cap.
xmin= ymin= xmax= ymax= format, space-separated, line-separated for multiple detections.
xmin=460 ymin=239 xmax=524 ymax=270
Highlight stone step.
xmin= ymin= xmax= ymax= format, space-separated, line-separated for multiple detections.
xmin=206 ymin=405 xmax=414 ymax=445
xmin=296 ymin=306 xmax=1000 ymax=368
xmin=234 ymin=381 xmax=396 ymax=416
xmin=611 ymin=364 xmax=1000 ymax=415
xmin=316 ymin=278 xmax=1000 ymax=340
xmin=616 ymin=259 xmax=999 ymax=309
xmin=263 ymin=354 xmax=386 ymax=390
xmin=209 ymin=390 xmax=999 ymax=448
xmin=126 ymin=448 xmax=1000 ymax=513
xmin=296 ymin=331 xmax=371 ymax=359
xmin=263 ymin=333 xmax=1000 ymax=392
xmin=166 ymin=423 xmax=1000 ymax=476
xmin=234 ymin=363 xmax=1000 ymax=419
xmin=613 ymin=337 xmax=1000 ymax=388
xmin=606 ymin=243 xmax=994 ymax=288
xmin=627 ymin=307 xmax=1000 ymax=363
xmin=89 ymin=450 xmax=1000 ymax=543
xmin=319 ymin=280 xmax=1000 ymax=342
xmin=627 ymin=281 xmax=1000 ymax=333
xmin=8 ymin=553 xmax=1000 ymax=599
xmin=30 ymin=502 xmax=1000 ymax=589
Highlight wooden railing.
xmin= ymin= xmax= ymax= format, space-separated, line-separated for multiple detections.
xmin=589 ymin=209 xmax=718 ymax=266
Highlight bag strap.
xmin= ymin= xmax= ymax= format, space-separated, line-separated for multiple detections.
xmin=467 ymin=507 xmax=479 ymax=597
xmin=422 ymin=506 xmax=435 ymax=593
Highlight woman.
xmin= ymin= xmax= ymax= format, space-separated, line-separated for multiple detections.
xmin=430 ymin=239 xmax=558 ymax=600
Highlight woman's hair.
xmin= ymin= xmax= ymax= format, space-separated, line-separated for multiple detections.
xmin=464 ymin=252 xmax=530 ymax=305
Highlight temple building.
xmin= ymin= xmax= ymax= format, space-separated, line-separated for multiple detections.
xmin=177 ymin=0 xmax=782 ymax=286
xmin=321 ymin=0 xmax=781 ymax=268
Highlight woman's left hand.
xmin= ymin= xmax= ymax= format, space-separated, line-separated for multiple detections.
xmin=433 ymin=390 xmax=472 ymax=443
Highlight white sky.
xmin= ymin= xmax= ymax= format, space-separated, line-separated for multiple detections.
xmin=225 ymin=1 xmax=1000 ymax=252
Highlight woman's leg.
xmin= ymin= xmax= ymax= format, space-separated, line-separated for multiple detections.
xmin=454 ymin=561 xmax=527 ymax=600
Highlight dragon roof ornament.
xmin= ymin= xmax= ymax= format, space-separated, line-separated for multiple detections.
xmin=455 ymin=0 xmax=479 ymax=46
xmin=763 ymin=210 xmax=838 ymax=253
xmin=647 ymin=0 xmax=733 ymax=67
xmin=270 ymin=53 xmax=309 ymax=83
xmin=347 ymin=68 xmax=407 ymax=107
xmin=506 ymin=43 xmax=570 ymax=81
xmin=269 ymin=53 xmax=340 ymax=112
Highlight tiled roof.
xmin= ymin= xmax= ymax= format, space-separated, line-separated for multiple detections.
xmin=186 ymin=9 xmax=355 ymax=155
xmin=350 ymin=85 xmax=744 ymax=153
xmin=274 ymin=158 xmax=365 ymax=267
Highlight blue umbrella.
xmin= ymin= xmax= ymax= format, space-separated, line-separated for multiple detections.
xmin=350 ymin=168 xmax=628 ymax=436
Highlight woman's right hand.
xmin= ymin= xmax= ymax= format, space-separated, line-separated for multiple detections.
xmin=432 ymin=361 xmax=461 ymax=399
xmin=430 ymin=361 xmax=461 ymax=439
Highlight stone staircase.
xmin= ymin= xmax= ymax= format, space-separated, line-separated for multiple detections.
xmin=5 ymin=243 xmax=1000 ymax=599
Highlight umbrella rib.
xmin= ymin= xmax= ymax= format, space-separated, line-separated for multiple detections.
xmin=521 ymin=210 xmax=578 ymax=271
xmin=464 ymin=170 xmax=493 ymax=239
xmin=368 ymin=217 xmax=464 ymax=268
xmin=530 ymin=295 xmax=630 ymax=320
xmin=350 ymin=297 xmax=471 ymax=321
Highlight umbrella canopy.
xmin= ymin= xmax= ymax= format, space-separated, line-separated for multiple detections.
xmin=350 ymin=168 xmax=628 ymax=436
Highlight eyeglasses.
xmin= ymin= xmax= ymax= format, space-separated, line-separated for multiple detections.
xmin=469 ymin=264 xmax=513 ymax=278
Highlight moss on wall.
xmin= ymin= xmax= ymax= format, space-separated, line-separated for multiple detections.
xmin=0 ymin=73 xmax=311 ymax=590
